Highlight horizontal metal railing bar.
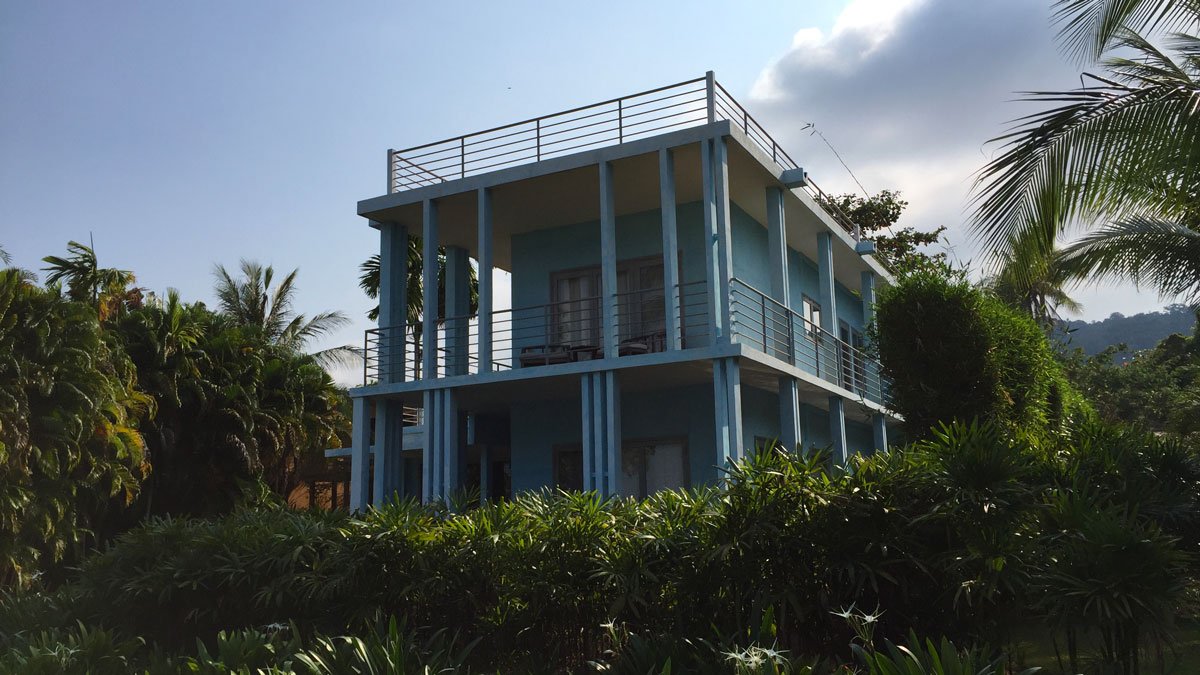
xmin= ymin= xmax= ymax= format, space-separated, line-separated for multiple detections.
xmin=619 ymin=85 xmax=707 ymax=112
xmin=393 ymin=76 xmax=706 ymax=155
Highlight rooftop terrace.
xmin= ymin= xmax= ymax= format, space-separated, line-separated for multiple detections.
xmin=385 ymin=72 xmax=860 ymax=236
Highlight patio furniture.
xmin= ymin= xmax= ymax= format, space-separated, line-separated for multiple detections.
xmin=519 ymin=343 xmax=573 ymax=367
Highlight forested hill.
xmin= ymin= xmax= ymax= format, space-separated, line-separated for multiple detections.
xmin=1058 ymin=304 xmax=1197 ymax=355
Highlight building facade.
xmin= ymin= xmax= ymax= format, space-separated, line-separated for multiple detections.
xmin=335 ymin=73 xmax=896 ymax=509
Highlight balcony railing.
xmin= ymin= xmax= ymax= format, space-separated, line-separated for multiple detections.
xmin=363 ymin=278 xmax=889 ymax=409
xmin=728 ymin=278 xmax=890 ymax=406
xmin=386 ymin=72 xmax=861 ymax=237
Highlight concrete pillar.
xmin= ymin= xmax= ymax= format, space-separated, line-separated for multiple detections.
xmin=379 ymin=222 xmax=408 ymax=383
xmin=421 ymin=199 xmax=439 ymax=379
xmin=816 ymin=232 xmax=838 ymax=332
xmin=713 ymin=357 xmax=743 ymax=467
xmin=445 ymin=246 xmax=470 ymax=376
xmin=373 ymin=400 xmax=406 ymax=507
xmin=349 ymin=397 xmax=371 ymax=512
xmin=659 ymin=148 xmax=681 ymax=350
xmin=581 ymin=371 xmax=621 ymax=496
xmin=422 ymin=389 xmax=434 ymax=503
xmin=479 ymin=445 xmax=490 ymax=503
xmin=829 ymin=396 xmax=848 ymax=464
xmin=604 ymin=370 xmax=621 ymax=497
xmin=780 ymin=381 xmax=801 ymax=453
xmin=599 ymin=162 xmax=619 ymax=358
xmin=817 ymin=233 xmax=847 ymax=463
xmin=873 ymin=415 xmax=888 ymax=454
xmin=701 ymin=140 xmax=724 ymax=343
xmin=477 ymin=188 xmax=493 ymax=372
xmin=767 ymin=186 xmax=801 ymax=452
xmin=441 ymin=388 xmax=459 ymax=501
xmin=714 ymin=139 xmax=733 ymax=342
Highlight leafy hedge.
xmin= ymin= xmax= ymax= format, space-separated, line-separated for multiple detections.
xmin=2 ymin=420 xmax=1196 ymax=672
xmin=874 ymin=269 xmax=1089 ymax=437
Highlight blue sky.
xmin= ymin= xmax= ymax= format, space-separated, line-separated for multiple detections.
xmin=0 ymin=0 xmax=1168 ymax=383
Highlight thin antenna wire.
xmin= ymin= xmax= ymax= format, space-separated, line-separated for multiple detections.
xmin=804 ymin=123 xmax=871 ymax=198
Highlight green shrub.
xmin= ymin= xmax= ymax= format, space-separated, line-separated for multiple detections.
xmin=873 ymin=269 xmax=1088 ymax=438
xmin=2 ymin=420 xmax=1193 ymax=671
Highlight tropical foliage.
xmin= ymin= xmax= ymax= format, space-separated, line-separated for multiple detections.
xmin=1062 ymin=328 xmax=1200 ymax=441
xmin=874 ymin=268 xmax=1087 ymax=437
xmin=0 ymin=242 xmax=350 ymax=587
xmin=1 ymin=419 xmax=1194 ymax=672
xmin=819 ymin=190 xmax=948 ymax=275
xmin=0 ymin=270 xmax=149 ymax=588
xmin=972 ymin=0 xmax=1200 ymax=308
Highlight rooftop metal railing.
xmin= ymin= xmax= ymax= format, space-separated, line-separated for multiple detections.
xmin=385 ymin=72 xmax=863 ymax=237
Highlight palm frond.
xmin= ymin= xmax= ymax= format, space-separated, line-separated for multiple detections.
xmin=1052 ymin=0 xmax=1200 ymax=62
xmin=972 ymin=35 xmax=1200 ymax=261
xmin=1060 ymin=217 xmax=1200 ymax=305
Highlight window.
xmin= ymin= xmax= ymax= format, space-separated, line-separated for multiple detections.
xmin=801 ymin=296 xmax=821 ymax=336
xmin=553 ymin=439 xmax=688 ymax=498
xmin=839 ymin=321 xmax=867 ymax=394
xmin=620 ymin=440 xmax=688 ymax=499
xmin=551 ymin=256 xmax=667 ymax=351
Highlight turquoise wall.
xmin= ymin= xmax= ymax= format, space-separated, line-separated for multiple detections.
xmin=507 ymin=201 xmax=871 ymax=359
xmin=507 ymin=381 xmax=721 ymax=494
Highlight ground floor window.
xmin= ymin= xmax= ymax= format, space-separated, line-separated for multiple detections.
xmin=554 ymin=439 xmax=688 ymax=497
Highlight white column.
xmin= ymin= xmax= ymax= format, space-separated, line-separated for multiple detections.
xmin=477 ymin=188 xmax=494 ymax=372
xmin=581 ymin=375 xmax=594 ymax=492
xmin=659 ymin=148 xmax=681 ymax=350
xmin=421 ymin=199 xmax=439 ymax=379
xmin=599 ymin=161 xmax=619 ymax=358
xmin=422 ymin=389 xmax=434 ymax=503
xmin=442 ymin=388 xmax=459 ymax=501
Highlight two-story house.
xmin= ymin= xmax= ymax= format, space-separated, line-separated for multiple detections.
xmin=334 ymin=73 xmax=896 ymax=509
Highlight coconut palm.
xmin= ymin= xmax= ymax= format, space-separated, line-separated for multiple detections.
xmin=42 ymin=241 xmax=141 ymax=319
xmin=359 ymin=238 xmax=479 ymax=377
xmin=983 ymin=227 xmax=1083 ymax=328
xmin=972 ymin=1 xmax=1200 ymax=306
xmin=213 ymin=260 xmax=360 ymax=368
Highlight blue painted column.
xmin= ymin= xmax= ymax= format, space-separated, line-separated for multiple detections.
xmin=477 ymin=188 xmax=493 ymax=372
xmin=422 ymin=389 xmax=435 ymax=503
xmin=379 ymin=222 xmax=408 ymax=382
xmin=375 ymin=222 xmax=409 ymax=504
xmin=441 ymin=388 xmax=459 ymax=501
xmin=659 ymin=148 xmax=681 ymax=350
xmin=581 ymin=371 xmax=621 ymax=496
xmin=349 ymin=396 xmax=371 ymax=511
xmin=861 ymin=270 xmax=888 ymax=452
xmin=767 ymin=188 xmax=802 ymax=453
xmin=817 ymin=232 xmax=848 ymax=463
xmin=445 ymin=246 xmax=470 ymax=375
xmin=701 ymin=139 xmax=730 ymax=343
xmin=421 ymin=199 xmax=439 ymax=379
xmin=599 ymin=161 xmax=619 ymax=358
xmin=712 ymin=357 xmax=744 ymax=467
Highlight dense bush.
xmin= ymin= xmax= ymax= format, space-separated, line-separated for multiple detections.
xmin=0 ymin=270 xmax=148 ymax=588
xmin=874 ymin=269 xmax=1088 ymax=437
xmin=3 ymin=419 xmax=1194 ymax=672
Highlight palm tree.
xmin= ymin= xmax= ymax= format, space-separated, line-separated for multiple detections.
xmin=213 ymin=260 xmax=359 ymax=368
xmin=983 ymin=223 xmax=1083 ymax=329
xmin=42 ymin=241 xmax=140 ymax=319
xmin=971 ymin=0 xmax=1200 ymax=306
xmin=358 ymin=237 xmax=479 ymax=376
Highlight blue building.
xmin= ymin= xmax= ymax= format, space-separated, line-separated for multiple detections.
xmin=337 ymin=72 xmax=896 ymax=509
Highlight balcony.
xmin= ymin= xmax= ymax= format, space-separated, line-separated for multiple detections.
xmin=362 ymin=278 xmax=890 ymax=408
xmin=385 ymin=72 xmax=860 ymax=237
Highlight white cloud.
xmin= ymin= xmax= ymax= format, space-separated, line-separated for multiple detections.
xmin=745 ymin=0 xmax=1168 ymax=320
